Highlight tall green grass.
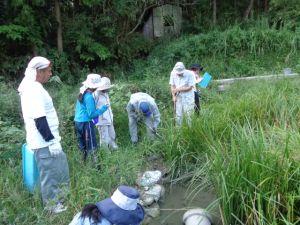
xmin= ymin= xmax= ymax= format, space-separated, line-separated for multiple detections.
xmin=156 ymin=78 xmax=300 ymax=224
xmin=1 ymin=77 xmax=299 ymax=224
xmin=0 ymin=81 xmax=149 ymax=224
xmin=212 ymin=125 xmax=300 ymax=224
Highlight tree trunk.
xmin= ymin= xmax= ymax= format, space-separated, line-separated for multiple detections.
xmin=234 ymin=0 xmax=237 ymax=11
xmin=212 ymin=0 xmax=217 ymax=25
xmin=243 ymin=0 xmax=254 ymax=20
xmin=0 ymin=0 xmax=6 ymax=24
xmin=55 ymin=0 xmax=63 ymax=53
xmin=263 ymin=0 xmax=268 ymax=12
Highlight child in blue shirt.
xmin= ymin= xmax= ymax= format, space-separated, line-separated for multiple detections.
xmin=74 ymin=74 xmax=108 ymax=162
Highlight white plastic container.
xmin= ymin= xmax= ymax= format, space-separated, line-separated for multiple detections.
xmin=182 ymin=208 xmax=212 ymax=225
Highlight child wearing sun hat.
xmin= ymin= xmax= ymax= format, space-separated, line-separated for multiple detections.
xmin=74 ymin=74 xmax=109 ymax=162
xmin=93 ymin=77 xmax=118 ymax=150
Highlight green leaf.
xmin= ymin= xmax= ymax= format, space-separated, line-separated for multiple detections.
xmin=0 ymin=24 xmax=28 ymax=41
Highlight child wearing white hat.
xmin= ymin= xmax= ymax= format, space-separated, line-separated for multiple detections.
xmin=93 ymin=77 xmax=118 ymax=150
xmin=74 ymin=74 xmax=109 ymax=162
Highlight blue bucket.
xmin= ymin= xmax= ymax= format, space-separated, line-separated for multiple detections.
xmin=22 ymin=144 xmax=39 ymax=192
xmin=198 ymin=72 xmax=212 ymax=88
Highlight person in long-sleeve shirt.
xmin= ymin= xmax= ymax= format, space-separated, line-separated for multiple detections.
xmin=169 ymin=62 xmax=195 ymax=126
xmin=126 ymin=92 xmax=160 ymax=144
xmin=18 ymin=56 xmax=70 ymax=214
xmin=93 ymin=77 xmax=118 ymax=150
xmin=74 ymin=74 xmax=108 ymax=161
xmin=190 ymin=63 xmax=204 ymax=115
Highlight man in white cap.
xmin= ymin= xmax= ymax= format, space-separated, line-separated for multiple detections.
xmin=18 ymin=56 xmax=70 ymax=213
xmin=169 ymin=62 xmax=195 ymax=126
xmin=93 ymin=77 xmax=118 ymax=150
xmin=126 ymin=92 xmax=160 ymax=144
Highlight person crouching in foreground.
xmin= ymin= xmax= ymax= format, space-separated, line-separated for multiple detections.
xmin=74 ymin=74 xmax=109 ymax=162
xmin=69 ymin=185 xmax=145 ymax=225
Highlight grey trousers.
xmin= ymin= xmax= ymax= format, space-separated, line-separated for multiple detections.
xmin=129 ymin=116 xmax=155 ymax=143
xmin=97 ymin=125 xmax=118 ymax=148
xmin=34 ymin=146 xmax=70 ymax=206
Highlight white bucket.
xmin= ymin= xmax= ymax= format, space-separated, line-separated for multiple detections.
xmin=182 ymin=208 xmax=212 ymax=225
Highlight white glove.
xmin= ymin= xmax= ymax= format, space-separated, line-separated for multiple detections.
xmin=48 ymin=141 xmax=62 ymax=157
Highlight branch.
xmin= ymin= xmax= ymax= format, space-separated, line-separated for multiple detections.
xmin=127 ymin=3 xmax=159 ymax=36
xmin=243 ymin=0 xmax=254 ymax=20
xmin=126 ymin=0 xmax=200 ymax=36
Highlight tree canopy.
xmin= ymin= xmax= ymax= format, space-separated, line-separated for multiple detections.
xmin=0 ymin=0 xmax=299 ymax=81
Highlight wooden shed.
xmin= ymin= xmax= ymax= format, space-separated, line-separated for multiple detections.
xmin=143 ymin=4 xmax=182 ymax=40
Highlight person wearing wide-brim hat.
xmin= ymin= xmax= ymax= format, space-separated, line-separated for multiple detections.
xmin=93 ymin=77 xmax=118 ymax=150
xmin=69 ymin=185 xmax=145 ymax=225
xmin=74 ymin=74 xmax=109 ymax=162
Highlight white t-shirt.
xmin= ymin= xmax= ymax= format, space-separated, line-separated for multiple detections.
xmin=169 ymin=69 xmax=195 ymax=100
xmin=19 ymin=80 xmax=60 ymax=149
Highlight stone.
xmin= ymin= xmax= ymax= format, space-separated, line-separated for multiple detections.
xmin=136 ymin=170 xmax=162 ymax=187
xmin=144 ymin=203 xmax=160 ymax=218
xmin=144 ymin=184 xmax=164 ymax=201
xmin=140 ymin=195 xmax=155 ymax=206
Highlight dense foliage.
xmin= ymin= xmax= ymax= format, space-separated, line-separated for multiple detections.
xmin=1 ymin=0 xmax=300 ymax=224
xmin=130 ymin=22 xmax=300 ymax=79
xmin=1 ymin=0 xmax=300 ymax=82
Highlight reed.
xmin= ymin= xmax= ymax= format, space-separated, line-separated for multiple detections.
xmin=162 ymin=78 xmax=300 ymax=224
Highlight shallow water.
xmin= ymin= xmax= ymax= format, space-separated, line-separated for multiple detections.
xmin=150 ymin=184 xmax=222 ymax=225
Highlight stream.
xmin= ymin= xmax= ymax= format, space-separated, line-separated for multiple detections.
xmin=151 ymin=184 xmax=222 ymax=225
